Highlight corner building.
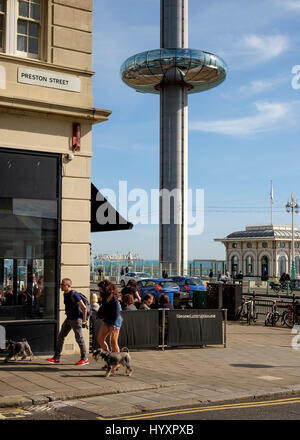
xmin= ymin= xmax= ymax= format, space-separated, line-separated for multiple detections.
xmin=0 ymin=0 xmax=111 ymax=354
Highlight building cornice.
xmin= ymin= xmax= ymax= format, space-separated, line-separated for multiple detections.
xmin=0 ymin=95 xmax=111 ymax=124
xmin=215 ymin=237 xmax=299 ymax=242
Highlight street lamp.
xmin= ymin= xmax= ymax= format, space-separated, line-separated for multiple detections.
xmin=286 ymin=193 xmax=299 ymax=280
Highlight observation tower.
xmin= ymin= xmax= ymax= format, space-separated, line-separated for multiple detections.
xmin=121 ymin=0 xmax=227 ymax=274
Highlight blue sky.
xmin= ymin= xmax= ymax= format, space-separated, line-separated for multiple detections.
xmin=91 ymin=0 xmax=300 ymax=261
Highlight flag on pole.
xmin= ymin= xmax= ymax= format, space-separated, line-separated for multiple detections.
xmin=270 ymin=180 xmax=274 ymax=204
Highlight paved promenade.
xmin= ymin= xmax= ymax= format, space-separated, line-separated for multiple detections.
xmin=0 ymin=322 xmax=300 ymax=418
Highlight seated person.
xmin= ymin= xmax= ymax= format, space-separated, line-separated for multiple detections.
xmin=158 ymin=292 xmax=173 ymax=309
xmin=123 ymin=293 xmax=137 ymax=311
xmin=121 ymin=285 xmax=141 ymax=307
xmin=139 ymin=293 xmax=154 ymax=310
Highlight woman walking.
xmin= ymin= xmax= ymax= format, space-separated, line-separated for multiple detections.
xmin=97 ymin=279 xmax=123 ymax=356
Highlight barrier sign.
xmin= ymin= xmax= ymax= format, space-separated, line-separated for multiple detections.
xmin=167 ymin=309 xmax=223 ymax=346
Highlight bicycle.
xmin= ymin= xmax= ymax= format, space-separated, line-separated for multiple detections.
xmin=236 ymin=297 xmax=257 ymax=325
xmin=269 ymin=281 xmax=294 ymax=294
xmin=281 ymin=299 xmax=300 ymax=328
xmin=280 ymin=281 xmax=294 ymax=294
xmin=265 ymin=299 xmax=280 ymax=326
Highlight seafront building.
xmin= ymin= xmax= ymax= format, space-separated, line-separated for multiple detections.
xmin=215 ymin=224 xmax=300 ymax=279
xmin=0 ymin=0 xmax=131 ymax=354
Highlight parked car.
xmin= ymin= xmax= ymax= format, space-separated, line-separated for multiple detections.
xmin=120 ymin=271 xmax=150 ymax=287
xmin=169 ymin=276 xmax=206 ymax=298
xmin=137 ymin=278 xmax=180 ymax=303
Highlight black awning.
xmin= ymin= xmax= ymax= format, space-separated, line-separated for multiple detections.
xmin=91 ymin=183 xmax=133 ymax=232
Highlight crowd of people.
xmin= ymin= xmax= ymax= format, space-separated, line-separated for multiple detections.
xmin=47 ymin=276 xmax=173 ymax=367
xmin=214 ymin=270 xmax=244 ymax=284
xmin=89 ymin=279 xmax=173 ymax=352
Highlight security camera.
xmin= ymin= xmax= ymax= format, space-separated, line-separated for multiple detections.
xmin=66 ymin=153 xmax=74 ymax=161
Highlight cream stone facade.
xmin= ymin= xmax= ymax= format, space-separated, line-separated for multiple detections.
xmin=0 ymin=0 xmax=111 ymax=355
xmin=215 ymin=225 xmax=300 ymax=279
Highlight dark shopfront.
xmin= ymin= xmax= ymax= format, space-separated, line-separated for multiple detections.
xmin=0 ymin=149 xmax=61 ymax=354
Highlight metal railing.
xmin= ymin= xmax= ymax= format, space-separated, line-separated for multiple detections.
xmin=241 ymin=292 xmax=300 ymax=320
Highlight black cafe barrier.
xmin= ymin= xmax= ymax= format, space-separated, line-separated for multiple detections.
xmin=115 ymin=308 xmax=226 ymax=350
xmin=166 ymin=309 xmax=224 ymax=347
xmin=118 ymin=309 xmax=160 ymax=349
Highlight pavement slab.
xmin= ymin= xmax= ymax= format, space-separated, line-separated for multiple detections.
xmin=0 ymin=322 xmax=300 ymax=416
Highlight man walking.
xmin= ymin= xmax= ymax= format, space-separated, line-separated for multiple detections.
xmin=46 ymin=278 xmax=89 ymax=365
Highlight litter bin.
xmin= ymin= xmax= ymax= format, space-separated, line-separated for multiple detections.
xmin=206 ymin=283 xmax=242 ymax=319
xmin=192 ymin=290 xmax=207 ymax=309
xmin=165 ymin=292 xmax=174 ymax=306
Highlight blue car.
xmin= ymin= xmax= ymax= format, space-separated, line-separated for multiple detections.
xmin=136 ymin=278 xmax=180 ymax=303
xmin=169 ymin=276 xmax=206 ymax=298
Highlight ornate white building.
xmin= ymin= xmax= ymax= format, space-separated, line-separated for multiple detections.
xmin=215 ymin=225 xmax=300 ymax=278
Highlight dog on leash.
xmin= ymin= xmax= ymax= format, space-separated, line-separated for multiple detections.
xmin=93 ymin=347 xmax=133 ymax=377
xmin=4 ymin=339 xmax=34 ymax=362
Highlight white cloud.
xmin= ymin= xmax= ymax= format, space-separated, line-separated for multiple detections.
xmin=274 ymin=0 xmax=300 ymax=10
xmin=215 ymin=33 xmax=290 ymax=71
xmin=221 ymin=76 xmax=288 ymax=100
xmin=190 ymin=101 xmax=292 ymax=136
xmin=237 ymin=76 xmax=288 ymax=97
xmin=242 ymin=34 xmax=289 ymax=63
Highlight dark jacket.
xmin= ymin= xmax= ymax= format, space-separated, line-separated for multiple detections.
xmin=64 ymin=290 xmax=82 ymax=320
xmin=102 ymin=295 xmax=121 ymax=325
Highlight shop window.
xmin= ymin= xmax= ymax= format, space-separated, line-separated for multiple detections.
xmin=231 ymin=255 xmax=238 ymax=273
xmin=0 ymin=149 xmax=60 ymax=322
xmin=1 ymin=0 xmax=44 ymax=59
xmin=261 ymin=255 xmax=269 ymax=277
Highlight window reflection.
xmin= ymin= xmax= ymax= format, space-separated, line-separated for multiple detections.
xmin=134 ymin=52 xmax=147 ymax=67
xmin=17 ymin=0 xmax=41 ymax=55
xmin=0 ymin=151 xmax=59 ymax=321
